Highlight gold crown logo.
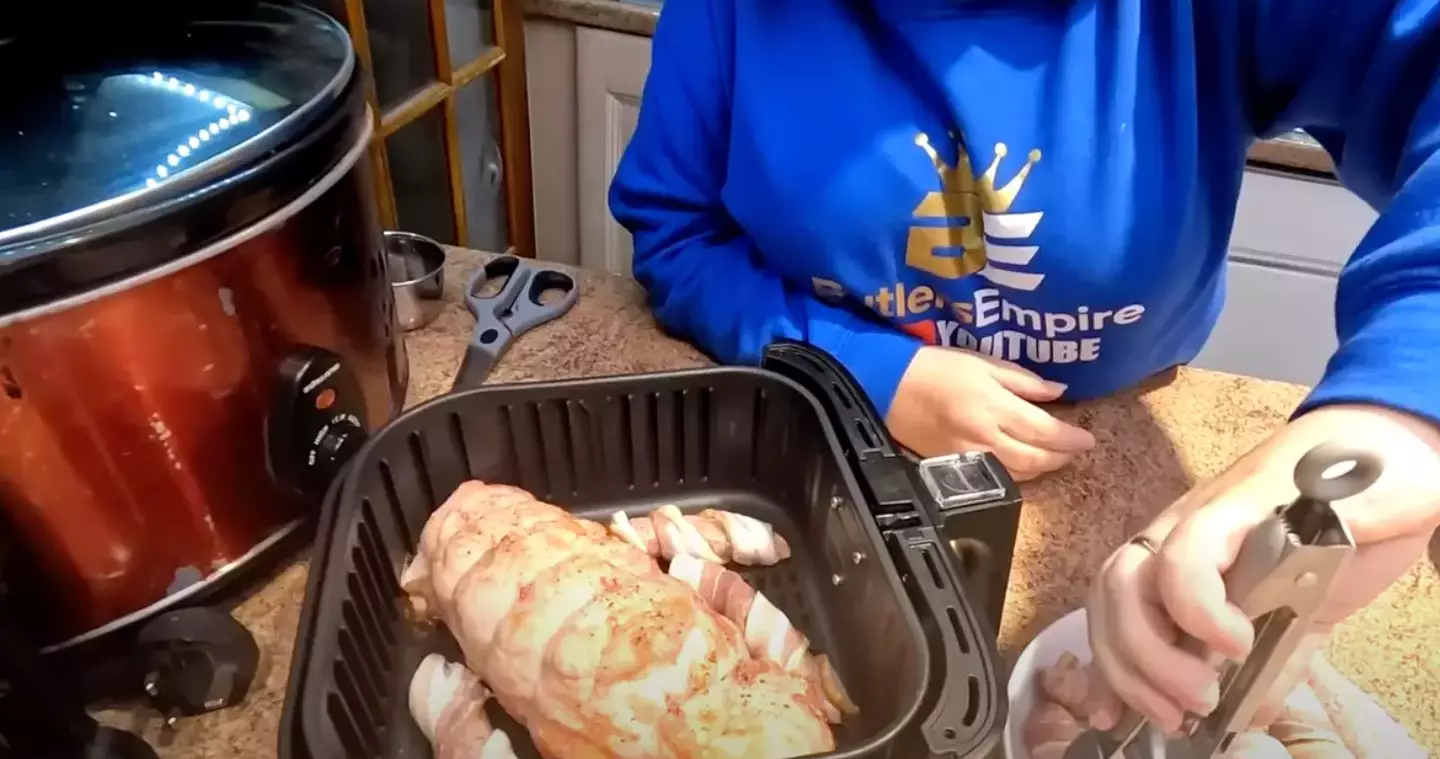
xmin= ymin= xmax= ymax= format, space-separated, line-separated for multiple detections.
xmin=906 ymin=134 xmax=1042 ymax=280
xmin=915 ymin=134 xmax=1042 ymax=214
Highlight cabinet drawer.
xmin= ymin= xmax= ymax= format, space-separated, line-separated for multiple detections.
xmin=1192 ymin=259 xmax=1338 ymax=385
xmin=1230 ymin=170 xmax=1376 ymax=273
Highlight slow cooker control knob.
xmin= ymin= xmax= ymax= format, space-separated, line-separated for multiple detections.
xmin=269 ymin=347 xmax=370 ymax=499
xmin=315 ymin=417 xmax=364 ymax=470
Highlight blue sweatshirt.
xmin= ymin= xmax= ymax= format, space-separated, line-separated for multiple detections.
xmin=609 ymin=0 xmax=1440 ymax=425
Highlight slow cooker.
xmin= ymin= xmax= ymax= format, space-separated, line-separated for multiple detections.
xmin=0 ymin=1 xmax=405 ymax=656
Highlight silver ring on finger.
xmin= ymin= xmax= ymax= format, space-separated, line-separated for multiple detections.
xmin=1128 ymin=533 xmax=1161 ymax=556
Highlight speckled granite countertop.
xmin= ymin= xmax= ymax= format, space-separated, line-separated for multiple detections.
xmin=522 ymin=0 xmax=1336 ymax=178
xmin=524 ymin=0 xmax=660 ymax=36
xmin=102 ymin=248 xmax=1435 ymax=756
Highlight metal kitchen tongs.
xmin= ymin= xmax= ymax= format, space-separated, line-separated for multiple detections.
xmin=1064 ymin=442 xmax=1383 ymax=759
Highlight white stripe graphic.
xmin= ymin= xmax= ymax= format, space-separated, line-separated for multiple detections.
xmin=978 ymin=265 xmax=1045 ymax=291
xmin=984 ymin=244 xmax=1039 ymax=265
xmin=979 ymin=210 xmax=1045 ymax=291
xmin=983 ymin=211 xmax=1042 ymax=239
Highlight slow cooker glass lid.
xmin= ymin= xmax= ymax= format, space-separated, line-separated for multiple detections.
xmin=0 ymin=2 xmax=353 ymax=249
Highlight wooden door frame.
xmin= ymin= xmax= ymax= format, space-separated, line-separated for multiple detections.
xmin=494 ymin=0 xmax=536 ymax=257
xmin=333 ymin=0 xmax=536 ymax=256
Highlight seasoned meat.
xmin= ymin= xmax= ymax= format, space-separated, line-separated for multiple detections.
xmin=403 ymin=481 xmax=835 ymax=759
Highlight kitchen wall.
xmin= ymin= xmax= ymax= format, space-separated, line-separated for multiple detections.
xmin=522 ymin=4 xmax=1380 ymax=387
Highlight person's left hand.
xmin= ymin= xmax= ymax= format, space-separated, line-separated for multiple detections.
xmin=1084 ymin=403 xmax=1440 ymax=734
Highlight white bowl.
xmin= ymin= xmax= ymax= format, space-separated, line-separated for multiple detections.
xmin=1004 ymin=608 xmax=1166 ymax=759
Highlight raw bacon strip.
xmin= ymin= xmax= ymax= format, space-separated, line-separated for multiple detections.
xmin=1038 ymin=651 xmax=1091 ymax=715
xmin=1024 ymin=652 xmax=1092 ymax=759
xmin=1023 ymin=701 xmax=1085 ymax=759
xmin=1306 ymin=656 xmax=1426 ymax=759
xmin=668 ymin=553 xmax=859 ymax=722
xmin=610 ymin=505 xmax=792 ymax=565
xmin=409 ymin=654 xmax=517 ymax=759
xmin=667 ymin=553 xmax=809 ymax=668
xmin=1266 ymin=683 xmax=1354 ymax=759
xmin=1220 ymin=731 xmax=1291 ymax=759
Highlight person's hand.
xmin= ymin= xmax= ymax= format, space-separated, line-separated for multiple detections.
xmin=1085 ymin=403 xmax=1440 ymax=733
xmin=886 ymin=346 xmax=1095 ymax=480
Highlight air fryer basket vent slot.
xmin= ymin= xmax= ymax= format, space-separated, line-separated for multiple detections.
xmin=327 ymin=504 xmax=406 ymax=758
xmin=406 ymin=432 xmax=436 ymax=509
xmin=963 ymin=676 xmax=982 ymax=725
xmin=447 ymin=413 xmax=470 ymax=480
xmin=436 ymin=386 xmax=783 ymax=500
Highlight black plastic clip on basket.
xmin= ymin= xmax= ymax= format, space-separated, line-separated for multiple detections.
xmin=280 ymin=339 xmax=1024 ymax=759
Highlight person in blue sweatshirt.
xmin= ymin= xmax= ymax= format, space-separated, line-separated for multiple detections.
xmin=610 ymin=0 xmax=1440 ymax=734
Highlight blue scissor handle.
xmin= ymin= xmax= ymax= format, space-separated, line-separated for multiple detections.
xmin=453 ymin=255 xmax=579 ymax=390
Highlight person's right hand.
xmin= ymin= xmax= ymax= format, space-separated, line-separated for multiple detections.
xmin=886 ymin=346 xmax=1096 ymax=480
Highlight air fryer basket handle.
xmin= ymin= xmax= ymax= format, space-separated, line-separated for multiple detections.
xmin=892 ymin=528 xmax=1008 ymax=758
xmin=761 ymin=340 xmax=1007 ymax=759
xmin=761 ymin=340 xmax=897 ymax=461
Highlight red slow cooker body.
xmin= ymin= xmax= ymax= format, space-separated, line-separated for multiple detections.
xmin=0 ymin=140 xmax=401 ymax=645
xmin=0 ymin=3 xmax=406 ymax=648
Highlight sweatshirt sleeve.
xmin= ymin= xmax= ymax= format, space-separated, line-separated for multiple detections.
xmin=1242 ymin=1 xmax=1440 ymax=425
xmin=607 ymin=0 xmax=921 ymax=417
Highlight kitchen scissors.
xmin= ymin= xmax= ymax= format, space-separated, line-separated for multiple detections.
xmin=1062 ymin=442 xmax=1380 ymax=759
xmin=453 ymin=254 xmax=579 ymax=390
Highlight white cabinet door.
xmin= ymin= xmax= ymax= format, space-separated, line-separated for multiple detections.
xmin=1191 ymin=259 xmax=1339 ymax=386
xmin=576 ymin=27 xmax=652 ymax=276
xmin=1191 ymin=168 xmax=1376 ymax=385
xmin=526 ymin=19 xmax=581 ymax=266
xmin=1230 ymin=169 xmax=1377 ymax=271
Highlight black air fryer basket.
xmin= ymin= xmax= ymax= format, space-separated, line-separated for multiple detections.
xmin=280 ymin=341 xmax=1021 ymax=759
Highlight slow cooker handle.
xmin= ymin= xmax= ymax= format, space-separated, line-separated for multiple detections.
xmin=761 ymin=339 xmax=1009 ymax=759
